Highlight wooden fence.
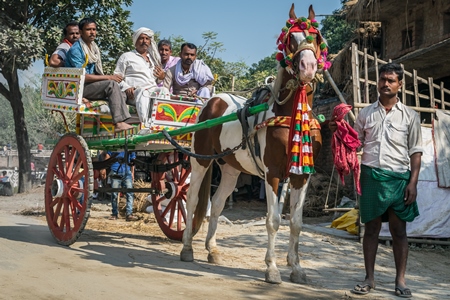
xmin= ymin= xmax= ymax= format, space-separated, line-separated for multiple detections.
xmin=351 ymin=43 xmax=450 ymax=124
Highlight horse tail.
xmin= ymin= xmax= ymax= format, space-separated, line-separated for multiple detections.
xmin=192 ymin=164 xmax=213 ymax=235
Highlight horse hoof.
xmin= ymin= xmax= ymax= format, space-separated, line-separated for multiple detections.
xmin=180 ymin=248 xmax=194 ymax=262
xmin=207 ymin=252 xmax=222 ymax=264
xmin=265 ymin=269 xmax=282 ymax=284
xmin=290 ymin=270 xmax=307 ymax=284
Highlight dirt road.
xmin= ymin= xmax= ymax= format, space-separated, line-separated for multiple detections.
xmin=0 ymin=187 xmax=449 ymax=299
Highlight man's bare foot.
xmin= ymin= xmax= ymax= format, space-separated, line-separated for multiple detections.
xmin=82 ymin=98 xmax=92 ymax=108
xmin=114 ymin=122 xmax=133 ymax=132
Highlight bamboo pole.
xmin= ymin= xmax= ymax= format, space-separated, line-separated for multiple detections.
xmin=428 ymin=77 xmax=435 ymax=109
xmin=441 ymin=82 xmax=446 ymax=110
xmin=364 ymin=48 xmax=369 ymax=104
xmin=324 ymin=70 xmax=356 ymax=122
xmin=413 ymin=70 xmax=421 ymax=121
xmin=354 ymin=102 xmax=436 ymax=113
xmin=351 ymin=43 xmax=359 ymax=114
xmin=401 ymin=64 xmax=406 ymax=104
xmin=374 ymin=52 xmax=379 ymax=99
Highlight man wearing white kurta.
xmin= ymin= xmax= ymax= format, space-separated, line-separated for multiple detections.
xmin=114 ymin=27 xmax=170 ymax=128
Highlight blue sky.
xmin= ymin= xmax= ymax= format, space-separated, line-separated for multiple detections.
xmin=130 ymin=0 xmax=343 ymax=65
xmin=21 ymin=0 xmax=343 ymax=83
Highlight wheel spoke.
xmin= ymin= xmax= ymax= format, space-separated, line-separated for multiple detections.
xmin=71 ymin=156 xmax=84 ymax=180
xmin=52 ymin=199 xmax=63 ymax=224
xmin=56 ymin=154 xmax=65 ymax=179
xmin=66 ymin=146 xmax=76 ymax=178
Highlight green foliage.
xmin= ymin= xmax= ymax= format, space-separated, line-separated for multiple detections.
xmin=320 ymin=10 xmax=357 ymax=54
xmin=0 ymin=83 xmax=69 ymax=148
xmin=1 ymin=0 xmax=133 ymax=73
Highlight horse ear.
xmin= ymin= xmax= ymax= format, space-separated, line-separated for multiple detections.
xmin=289 ymin=3 xmax=297 ymax=19
xmin=308 ymin=5 xmax=315 ymax=20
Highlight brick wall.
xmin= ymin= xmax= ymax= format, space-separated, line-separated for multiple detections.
xmin=384 ymin=0 xmax=450 ymax=58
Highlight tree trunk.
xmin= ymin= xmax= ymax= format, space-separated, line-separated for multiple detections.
xmin=5 ymin=68 xmax=32 ymax=193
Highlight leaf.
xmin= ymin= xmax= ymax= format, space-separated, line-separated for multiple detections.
xmin=177 ymin=107 xmax=200 ymax=122
xmin=157 ymin=104 xmax=177 ymax=121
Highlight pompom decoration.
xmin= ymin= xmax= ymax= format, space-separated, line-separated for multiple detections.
xmin=276 ymin=52 xmax=285 ymax=61
xmin=275 ymin=15 xmax=332 ymax=72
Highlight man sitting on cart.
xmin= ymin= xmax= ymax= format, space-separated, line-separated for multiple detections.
xmin=163 ymin=42 xmax=214 ymax=100
xmin=49 ymin=21 xmax=80 ymax=67
xmin=65 ymin=17 xmax=133 ymax=133
xmin=114 ymin=27 xmax=170 ymax=130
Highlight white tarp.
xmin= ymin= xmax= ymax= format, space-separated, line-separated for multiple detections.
xmin=380 ymin=126 xmax=450 ymax=238
xmin=434 ymin=109 xmax=450 ymax=187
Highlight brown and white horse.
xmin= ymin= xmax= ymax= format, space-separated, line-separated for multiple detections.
xmin=181 ymin=4 xmax=327 ymax=284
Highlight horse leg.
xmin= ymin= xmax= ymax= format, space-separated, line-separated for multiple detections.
xmin=205 ymin=164 xmax=240 ymax=264
xmin=286 ymin=175 xmax=310 ymax=284
xmin=180 ymin=159 xmax=211 ymax=262
xmin=264 ymin=176 xmax=282 ymax=284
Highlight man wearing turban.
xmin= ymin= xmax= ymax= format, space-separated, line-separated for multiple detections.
xmin=114 ymin=27 xmax=170 ymax=131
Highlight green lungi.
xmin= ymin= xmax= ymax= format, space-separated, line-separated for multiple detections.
xmin=360 ymin=165 xmax=419 ymax=224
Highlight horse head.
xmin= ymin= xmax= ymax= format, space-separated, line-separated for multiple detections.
xmin=276 ymin=4 xmax=330 ymax=83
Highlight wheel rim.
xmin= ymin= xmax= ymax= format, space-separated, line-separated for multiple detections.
xmin=45 ymin=133 xmax=93 ymax=245
xmin=151 ymin=151 xmax=190 ymax=240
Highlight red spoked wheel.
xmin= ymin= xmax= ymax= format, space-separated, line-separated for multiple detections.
xmin=44 ymin=133 xmax=93 ymax=245
xmin=151 ymin=151 xmax=191 ymax=241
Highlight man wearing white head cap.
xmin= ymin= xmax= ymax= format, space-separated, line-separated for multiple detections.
xmin=114 ymin=27 xmax=170 ymax=130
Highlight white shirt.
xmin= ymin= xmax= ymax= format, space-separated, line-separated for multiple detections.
xmin=354 ymin=99 xmax=423 ymax=173
xmin=114 ymin=50 xmax=158 ymax=91
xmin=52 ymin=42 xmax=71 ymax=62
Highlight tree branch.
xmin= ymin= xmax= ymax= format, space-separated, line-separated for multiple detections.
xmin=0 ymin=82 xmax=11 ymax=103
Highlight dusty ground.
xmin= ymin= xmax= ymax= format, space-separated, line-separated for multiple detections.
xmin=0 ymin=186 xmax=449 ymax=299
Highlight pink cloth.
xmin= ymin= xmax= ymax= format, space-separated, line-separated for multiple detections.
xmin=158 ymin=56 xmax=180 ymax=88
xmin=331 ymin=104 xmax=361 ymax=194
xmin=163 ymin=56 xmax=180 ymax=71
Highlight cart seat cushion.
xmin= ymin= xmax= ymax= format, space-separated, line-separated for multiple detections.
xmin=83 ymin=100 xmax=137 ymax=115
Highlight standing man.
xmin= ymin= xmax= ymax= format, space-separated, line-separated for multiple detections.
xmin=49 ymin=21 xmax=80 ymax=67
xmin=106 ymin=151 xmax=139 ymax=221
xmin=164 ymin=43 xmax=214 ymax=99
xmin=342 ymin=63 xmax=422 ymax=298
xmin=114 ymin=27 xmax=169 ymax=129
xmin=65 ymin=17 xmax=133 ymax=132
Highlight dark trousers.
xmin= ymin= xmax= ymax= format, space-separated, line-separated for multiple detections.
xmin=83 ymin=80 xmax=130 ymax=124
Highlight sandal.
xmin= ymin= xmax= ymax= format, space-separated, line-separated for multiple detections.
xmin=108 ymin=215 xmax=118 ymax=220
xmin=126 ymin=214 xmax=139 ymax=222
xmin=395 ymin=287 xmax=412 ymax=298
xmin=351 ymin=283 xmax=374 ymax=295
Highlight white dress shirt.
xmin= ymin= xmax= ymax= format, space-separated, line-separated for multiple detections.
xmin=354 ymin=99 xmax=423 ymax=173
xmin=114 ymin=50 xmax=169 ymax=127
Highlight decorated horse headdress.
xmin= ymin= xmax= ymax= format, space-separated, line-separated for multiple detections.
xmin=275 ymin=5 xmax=331 ymax=76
